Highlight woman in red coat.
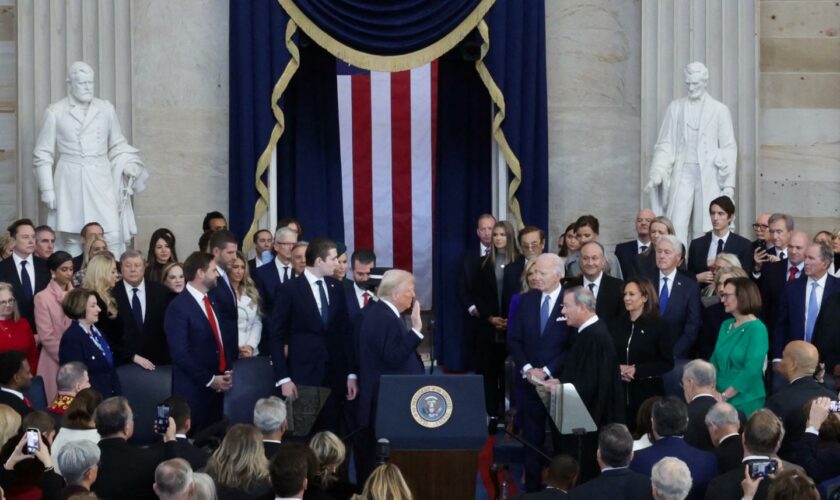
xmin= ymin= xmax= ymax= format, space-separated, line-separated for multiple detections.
xmin=0 ymin=282 xmax=38 ymax=373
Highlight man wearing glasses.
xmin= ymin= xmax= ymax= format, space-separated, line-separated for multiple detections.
xmin=254 ymin=226 xmax=299 ymax=328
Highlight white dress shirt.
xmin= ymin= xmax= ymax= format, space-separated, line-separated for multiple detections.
xmin=804 ymin=273 xmax=829 ymax=328
xmin=522 ymin=285 xmax=563 ymax=378
xmin=354 ymin=282 xmax=375 ymax=309
xmin=122 ymin=279 xmax=146 ymax=321
xmin=582 ymin=273 xmax=604 ymax=299
xmin=274 ymin=256 xmax=293 ymax=283
xmin=11 ymin=252 xmax=35 ymax=294
xmin=707 ymin=231 xmax=730 ymax=262
xmin=637 ymin=240 xmax=650 ymax=254
xmin=658 ymin=268 xmax=678 ymax=295
xmin=303 ymin=269 xmax=329 ymax=310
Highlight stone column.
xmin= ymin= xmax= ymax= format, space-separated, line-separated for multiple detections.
xmin=641 ymin=0 xmax=758 ymax=236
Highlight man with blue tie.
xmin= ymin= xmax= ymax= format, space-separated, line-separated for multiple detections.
xmin=207 ymin=230 xmax=239 ymax=344
xmin=0 ymin=219 xmax=50 ymax=333
xmin=645 ymin=235 xmax=700 ymax=396
xmin=508 ymin=253 xmax=570 ymax=492
xmin=772 ymin=242 xmax=840 ymax=377
xmin=269 ymin=237 xmax=355 ymax=434
xmin=164 ymin=252 xmax=236 ymax=432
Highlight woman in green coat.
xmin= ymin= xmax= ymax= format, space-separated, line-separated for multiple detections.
xmin=710 ymin=277 xmax=768 ymax=416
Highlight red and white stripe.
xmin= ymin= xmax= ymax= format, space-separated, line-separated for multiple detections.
xmin=337 ymin=62 xmax=437 ymax=307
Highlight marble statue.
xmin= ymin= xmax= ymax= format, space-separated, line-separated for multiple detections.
xmin=645 ymin=62 xmax=737 ymax=246
xmin=33 ymin=61 xmax=148 ymax=257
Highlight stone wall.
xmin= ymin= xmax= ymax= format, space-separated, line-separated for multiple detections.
xmin=0 ymin=0 xmax=15 ymax=230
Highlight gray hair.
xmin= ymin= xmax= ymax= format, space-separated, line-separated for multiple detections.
xmin=657 ymin=234 xmax=685 ymax=256
xmin=56 ymin=362 xmax=88 ymax=392
xmin=155 ymin=458 xmax=193 ymax=499
xmin=192 ymin=472 xmax=217 ymax=500
xmin=705 ymin=402 xmax=740 ymax=429
xmin=579 ymin=240 xmax=605 ymax=256
xmin=682 ymin=359 xmax=716 ymax=388
xmin=598 ymin=423 xmax=634 ymax=467
xmin=536 ymin=252 xmax=565 ymax=278
xmin=377 ymin=269 xmax=415 ymax=300
xmin=651 ymin=457 xmax=693 ymax=500
xmin=274 ymin=227 xmax=297 ymax=242
xmin=564 ymin=286 xmax=597 ymax=313
xmin=810 ymin=242 xmax=833 ymax=264
xmin=67 ymin=61 xmax=94 ymax=83
xmin=253 ymin=396 xmax=287 ymax=434
xmin=56 ymin=440 xmax=101 ymax=485
xmin=120 ymin=248 xmax=145 ymax=262
xmin=292 ymin=241 xmax=309 ymax=251
xmin=683 ymin=61 xmax=709 ymax=81
xmin=768 ymin=213 xmax=795 ymax=232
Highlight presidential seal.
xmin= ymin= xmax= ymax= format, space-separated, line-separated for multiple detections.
xmin=410 ymin=385 xmax=453 ymax=428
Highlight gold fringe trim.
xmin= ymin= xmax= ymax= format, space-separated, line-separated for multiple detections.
xmin=474 ymin=20 xmax=524 ymax=230
xmin=278 ymin=0 xmax=496 ymax=72
xmin=243 ymin=19 xmax=301 ymax=252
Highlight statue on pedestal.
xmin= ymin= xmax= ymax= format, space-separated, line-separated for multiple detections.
xmin=33 ymin=61 xmax=148 ymax=257
xmin=645 ymin=62 xmax=737 ymax=246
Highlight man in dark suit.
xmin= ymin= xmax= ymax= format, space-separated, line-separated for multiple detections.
xmin=163 ymin=396 xmax=209 ymax=471
xmin=630 ymin=397 xmax=717 ymax=499
xmin=579 ymin=241 xmax=625 ymax=326
xmin=502 ymin=226 xmax=545 ymax=317
xmin=254 ymin=396 xmax=287 ymax=461
xmin=519 ymin=454 xmax=579 ymax=499
xmin=269 ymin=238 xmax=354 ymax=434
xmin=508 ymin=253 xmax=571 ymax=492
xmin=164 ymin=252 xmax=236 ymax=432
xmin=644 ymin=235 xmax=701 ymax=395
xmin=614 ymin=208 xmax=656 ymax=280
xmin=687 ymin=196 xmax=754 ymax=283
xmin=752 ymin=213 xmax=792 ymax=279
xmin=813 ymin=291 xmax=840 ymax=384
xmin=92 ymin=396 xmax=178 ymax=500
xmin=248 ymin=229 xmax=274 ymax=271
xmin=457 ymin=213 xmax=496 ymax=370
xmin=751 ymin=212 xmax=773 ymax=254
xmin=254 ymin=227 xmax=298 ymax=354
xmin=356 ymin=269 xmax=425 ymax=481
xmin=344 ymin=249 xmax=377 ymax=326
xmin=681 ymin=359 xmax=718 ymax=451
xmin=704 ymin=402 xmax=743 ymax=474
xmin=568 ymin=424 xmax=653 ymax=500
xmin=0 ymin=350 xmax=34 ymax=417
xmin=765 ymin=341 xmax=835 ymax=461
xmin=771 ymin=242 xmax=840 ymax=371
xmin=113 ymin=249 xmax=173 ymax=366
xmin=33 ymin=225 xmax=55 ymax=260
xmin=0 ymin=219 xmax=51 ymax=332
xmin=207 ymin=230 xmax=239 ymax=347
xmin=794 ymin=397 xmax=840 ymax=484
xmin=70 ymin=221 xmax=104 ymax=272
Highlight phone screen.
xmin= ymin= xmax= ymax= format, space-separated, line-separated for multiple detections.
xmin=155 ymin=404 xmax=171 ymax=434
xmin=25 ymin=428 xmax=40 ymax=455
xmin=829 ymin=401 xmax=840 ymax=413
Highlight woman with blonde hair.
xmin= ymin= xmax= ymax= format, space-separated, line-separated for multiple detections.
xmin=309 ymin=431 xmax=358 ymax=499
xmin=701 ymin=252 xmax=742 ymax=297
xmin=636 ymin=216 xmax=678 ymax=278
xmin=204 ymin=424 xmax=272 ymax=499
xmin=228 ymin=251 xmax=262 ymax=358
xmin=352 ymin=463 xmax=413 ymax=500
xmin=0 ymin=404 xmax=21 ymax=448
xmin=0 ymin=282 xmax=39 ymax=373
xmin=72 ymin=234 xmax=108 ymax=287
xmin=82 ymin=253 xmax=126 ymax=365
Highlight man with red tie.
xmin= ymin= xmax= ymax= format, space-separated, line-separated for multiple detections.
xmin=165 ymin=252 xmax=237 ymax=431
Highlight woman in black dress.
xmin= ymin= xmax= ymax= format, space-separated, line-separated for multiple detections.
xmin=612 ymin=278 xmax=673 ymax=431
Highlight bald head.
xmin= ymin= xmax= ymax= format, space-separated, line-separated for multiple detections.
xmin=782 ymin=341 xmax=819 ymax=381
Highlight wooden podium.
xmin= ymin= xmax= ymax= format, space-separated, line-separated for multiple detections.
xmin=376 ymin=375 xmax=487 ymax=499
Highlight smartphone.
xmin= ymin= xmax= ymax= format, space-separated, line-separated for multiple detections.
xmin=829 ymin=401 xmax=840 ymax=413
xmin=748 ymin=459 xmax=778 ymax=479
xmin=24 ymin=428 xmax=40 ymax=455
xmin=756 ymin=239 xmax=767 ymax=251
xmin=155 ymin=404 xmax=171 ymax=434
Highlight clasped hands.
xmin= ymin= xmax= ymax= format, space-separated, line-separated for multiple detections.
xmin=210 ymin=371 xmax=233 ymax=393
xmin=619 ymin=364 xmax=636 ymax=382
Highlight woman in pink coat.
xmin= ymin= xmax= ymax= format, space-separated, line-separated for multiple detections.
xmin=34 ymin=251 xmax=74 ymax=401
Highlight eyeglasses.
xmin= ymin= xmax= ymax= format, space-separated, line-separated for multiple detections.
xmin=521 ymin=242 xmax=543 ymax=249
xmin=719 ymin=292 xmax=736 ymax=299
xmin=0 ymin=299 xmax=15 ymax=307
xmin=275 ymin=242 xmax=295 ymax=247
xmin=752 ymin=224 xmax=769 ymax=230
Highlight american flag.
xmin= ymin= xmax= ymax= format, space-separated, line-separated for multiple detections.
xmin=337 ymin=60 xmax=438 ymax=307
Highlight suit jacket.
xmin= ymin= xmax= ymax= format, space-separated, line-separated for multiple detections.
xmin=164 ymin=289 xmax=238 ymax=430
xmin=502 ymin=256 xmax=526 ymax=318
xmin=592 ymin=274 xmax=626 ymax=326
xmin=630 ymin=437 xmax=717 ymax=499
xmin=714 ymin=433 xmax=743 ymax=474
xmin=473 ymin=256 xmax=508 ymax=325
xmin=615 ymin=240 xmax=645 ymax=280
xmin=642 ymin=269 xmax=701 ymax=359
xmin=765 ymin=376 xmax=836 ymax=460
xmin=772 ymin=274 xmax=840 ymax=359
xmin=520 ymin=489 xmax=569 ymax=500
xmin=456 ymin=246 xmax=484 ymax=313
xmin=688 ymin=232 xmax=754 ymax=276
xmin=175 ymin=436 xmax=209 ymax=471
xmin=113 ymin=279 xmax=173 ymax=365
xmin=685 ymin=395 xmax=717 ymax=451
xmin=263 ymin=440 xmax=283 ymax=461
xmin=269 ymin=273 xmax=351 ymax=386
xmin=812 ymin=292 xmax=840 ymax=374
xmin=703 ymin=460 xmax=773 ymax=500
xmin=0 ymin=255 xmax=50 ymax=332
xmin=507 ymin=289 xmax=570 ymax=378
xmin=58 ymin=321 xmax=121 ymax=397
xmin=72 ymin=253 xmax=84 ymax=273
xmin=757 ymin=259 xmax=798 ymax=344
xmin=93 ymin=437 xmax=177 ymax=500
xmin=356 ymin=300 xmax=424 ymax=427
xmin=568 ymin=468 xmax=652 ymax=500
xmin=794 ymin=431 xmax=840 ymax=484
xmin=254 ymin=259 xmax=296 ymax=354
xmin=208 ymin=271 xmax=239 ymax=346
xmin=0 ymin=389 xmax=32 ymax=417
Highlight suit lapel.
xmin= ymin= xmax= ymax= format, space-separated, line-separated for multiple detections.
xmin=297 ymin=276 xmax=322 ymax=326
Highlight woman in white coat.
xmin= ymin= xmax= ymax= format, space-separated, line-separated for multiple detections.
xmin=229 ymin=251 xmax=262 ymax=357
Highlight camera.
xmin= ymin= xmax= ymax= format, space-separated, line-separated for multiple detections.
xmin=829 ymin=401 xmax=840 ymax=413
xmin=747 ymin=459 xmax=778 ymax=479
xmin=155 ymin=404 xmax=171 ymax=434
xmin=24 ymin=428 xmax=40 ymax=455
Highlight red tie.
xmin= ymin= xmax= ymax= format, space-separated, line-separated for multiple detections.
xmin=202 ymin=295 xmax=227 ymax=372
xmin=23 ymin=396 xmax=32 ymax=409
xmin=788 ymin=267 xmax=798 ymax=282
xmin=363 ymin=292 xmax=371 ymax=307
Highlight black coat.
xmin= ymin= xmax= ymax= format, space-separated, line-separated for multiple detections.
xmin=113 ymin=279 xmax=174 ymax=365
xmin=685 ymin=395 xmax=717 ymax=451
xmin=615 ymin=240 xmax=644 ymax=281
xmin=174 ymin=437 xmax=210 ymax=472
xmin=714 ymin=433 xmax=744 ymax=474
xmin=812 ymin=292 xmax=840 ymax=375
xmin=0 ymin=390 xmax=32 ymax=417
xmin=93 ymin=437 xmax=177 ymax=500
xmin=687 ymin=232 xmax=754 ymax=276
xmin=593 ymin=274 xmax=626 ymax=327
xmin=568 ymin=468 xmax=652 ymax=500
xmin=703 ymin=462 xmax=771 ymax=500
xmin=765 ymin=376 xmax=836 ymax=461
xmin=0 ymin=256 xmax=50 ymax=333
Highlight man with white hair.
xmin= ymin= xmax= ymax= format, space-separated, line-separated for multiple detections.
xmin=704 ymin=402 xmax=743 ymax=474
xmin=56 ymin=439 xmax=101 ymax=497
xmin=254 ymin=396 xmax=288 ymax=460
xmin=651 ymin=457 xmax=692 ymax=500
xmin=153 ymin=458 xmax=194 ymax=500
xmin=646 ymin=61 xmax=737 ymax=245
xmin=681 ymin=359 xmax=718 ymax=451
xmin=33 ymin=61 xmax=148 ymax=256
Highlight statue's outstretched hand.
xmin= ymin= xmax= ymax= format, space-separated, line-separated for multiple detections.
xmin=645 ymin=171 xmax=662 ymax=193
xmin=41 ymin=189 xmax=56 ymax=210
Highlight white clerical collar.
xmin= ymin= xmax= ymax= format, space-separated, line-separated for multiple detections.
xmin=578 ymin=315 xmax=599 ymax=332
xmin=382 ymin=299 xmax=402 ymax=318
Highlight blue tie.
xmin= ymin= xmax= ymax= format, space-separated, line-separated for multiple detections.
xmin=805 ymin=282 xmax=819 ymax=343
xmin=131 ymin=288 xmax=143 ymax=329
xmin=19 ymin=261 xmax=33 ymax=302
xmin=316 ymin=280 xmax=329 ymax=325
xmin=659 ymin=277 xmax=670 ymax=315
xmin=540 ymin=295 xmax=550 ymax=334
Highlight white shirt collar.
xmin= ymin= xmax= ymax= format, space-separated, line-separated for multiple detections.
xmin=712 ymin=231 xmax=730 ymax=245
xmin=601 ymin=466 xmax=629 ymax=472
xmin=807 ymin=273 xmax=828 ymax=289
xmin=176 ymin=433 xmax=188 ymax=439
xmin=659 ymin=268 xmax=678 ymax=282
xmin=637 ymin=240 xmax=650 ymax=250
xmin=577 ymin=315 xmax=599 ymax=332
xmin=480 ymin=243 xmax=490 ymax=256
xmin=12 ymin=252 xmax=33 ymax=266
xmin=776 ymin=247 xmax=788 ymax=258
xmin=0 ymin=387 xmax=24 ymax=400
xmin=583 ymin=272 xmax=603 ymax=289
xmin=541 ymin=284 xmax=562 ymax=305
xmin=274 ymin=255 xmax=292 ymax=268
xmin=263 ymin=439 xmax=282 ymax=444
xmin=303 ymin=268 xmax=323 ymax=286
xmin=382 ymin=299 xmax=402 ymax=318
xmin=123 ymin=279 xmax=145 ymax=295
xmin=742 ymin=455 xmax=771 ymax=463
xmin=692 ymin=393 xmax=716 ymax=401
xmin=186 ymin=283 xmax=207 ymax=303
xmin=721 ymin=432 xmax=740 ymax=442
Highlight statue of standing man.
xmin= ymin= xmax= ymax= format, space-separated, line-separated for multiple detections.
xmin=33 ymin=61 xmax=148 ymax=257
xmin=646 ymin=62 xmax=737 ymax=246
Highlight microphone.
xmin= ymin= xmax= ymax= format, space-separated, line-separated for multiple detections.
xmin=375 ymin=438 xmax=390 ymax=465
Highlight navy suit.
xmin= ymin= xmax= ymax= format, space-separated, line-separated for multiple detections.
xmin=254 ymin=260 xmax=296 ymax=355
xmin=758 ymin=260 xmax=799 ymax=352
xmin=630 ymin=437 xmax=717 ymax=500
xmin=0 ymin=256 xmax=50 ymax=333
xmin=772 ymin=274 xmax=840 ymax=360
xmin=687 ymin=232 xmax=754 ymax=276
xmin=59 ymin=321 xmax=121 ymax=397
xmin=568 ymin=468 xmax=653 ymax=500
xmin=208 ymin=270 xmax=238 ymax=346
xmin=508 ymin=288 xmax=570 ymax=492
xmin=113 ymin=280 xmax=173 ymax=365
xmin=164 ymin=289 xmax=237 ymax=431
xmin=615 ymin=240 xmax=644 ymax=280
